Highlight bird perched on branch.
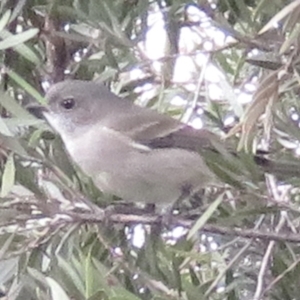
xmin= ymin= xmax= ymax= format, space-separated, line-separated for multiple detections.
xmin=28 ymin=80 xmax=298 ymax=209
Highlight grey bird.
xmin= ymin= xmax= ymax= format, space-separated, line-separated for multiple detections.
xmin=28 ymin=79 xmax=300 ymax=213
xmin=29 ymin=80 xmax=220 ymax=209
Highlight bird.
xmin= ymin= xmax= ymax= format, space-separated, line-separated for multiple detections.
xmin=29 ymin=80 xmax=300 ymax=211
xmin=28 ymin=80 xmax=221 ymax=210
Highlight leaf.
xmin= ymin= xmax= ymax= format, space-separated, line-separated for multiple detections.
xmin=0 ymin=29 xmax=40 ymax=64
xmin=0 ymin=91 xmax=34 ymax=119
xmin=88 ymin=291 xmax=109 ymax=300
xmin=0 ymin=257 xmax=18 ymax=284
xmin=228 ymin=70 xmax=281 ymax=152
xmin=0 ymin=10 xmax=11 ymax=32
xmin=7 ymin=70 xmax=45 ymax=104
xmin=280 ymin=23 xmax=300 ymax=54
xmin=0 ymin=134 xmax=28 ymax=156
xmin=57 ymin=256 xmax=85 ymax=296
xmin=0 ymin=233 xmax=16 ymax=259
xmin=0 ymin=28 xmax=39 ymax=50
xmin=187 ymin=193 xmax=224 ymax=240
xmin=46 ymin=277 xmax=71 ymax=300
xmin=0 ymin=116 xmax=12 ymax=136
xmin=259 ymin=0 xmax=300 ymax=35
xmin=1 ymin=153 xmax=15 ymax=197
xmin=10 ymin=0 xmax=26 ymax=22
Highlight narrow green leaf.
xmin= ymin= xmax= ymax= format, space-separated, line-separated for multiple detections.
xmin=0 ymin=10 xmax=11 ymax=32
xmin=187 ymin=193 xmax=224 ymax=240
xmin=85 ymin=247 xmax=94 ymax=299
xmin=1 ymin=153 xmax=15 ymax=197
xmin=10 ymin=0 xmax=26 ymax=22
xmin=253 ymin=0 xmax=271 ymax=21
xmin=0 ymin=29 xmax=40 ymax=64
xmin=0 ymin=28 xmax=39 ymax=50
xmin=0 ymin=258 xmax=18 ymax=284
xmin=57 ymin=256 xmax=85 ymax=295
xmin=7 ymin=70 xmax=45 ymax=104
xmin=88 ymin=291 xmax=109 ymax=300
xmin=46 ymin=277 xmax=71 ymax=300
xmin=0 ymin=116 xmax=12 ymax=136
xmin=235 ymin=0 xmax=252 ymax=26
xmin=0 ymin=233 xmax=15 ymax=259
xmin=0 ymin=91 xmax=34 ymax=119
xmin=259 ymin=0 xmax=300 ymax=35
xmin=280 ymin=23 xmax=300 ymax=54
xmin=0 ymin=134 xmax=28 ymax=156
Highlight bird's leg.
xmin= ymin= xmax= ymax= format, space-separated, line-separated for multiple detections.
xmin=157 ymin=183 xmax=193 ymax=228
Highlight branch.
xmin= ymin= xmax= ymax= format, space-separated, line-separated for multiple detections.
xmin=66 ymin=210 xmax=300 ymax=243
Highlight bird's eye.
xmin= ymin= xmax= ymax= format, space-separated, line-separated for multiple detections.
xmin=60 ymin=97 xmax=75 ymax=110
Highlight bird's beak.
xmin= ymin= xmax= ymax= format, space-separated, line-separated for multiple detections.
xmin=27 ymin=104 xmax=49 ymax=119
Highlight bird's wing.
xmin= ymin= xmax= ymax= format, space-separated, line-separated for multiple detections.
xmin=102 ymin=105 xmax=221 ymax=152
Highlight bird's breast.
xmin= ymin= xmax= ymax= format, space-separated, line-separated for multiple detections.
xmin=62 ymin=125 xmax=145 ymax=175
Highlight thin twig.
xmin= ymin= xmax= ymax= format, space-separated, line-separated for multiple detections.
xmin=262 ymin=256 xmax=300 ymax=296
xmin=64 ymin=211 xmax=300 ymax=243
xmin=253 ymin=212 xmax=287 ymax=300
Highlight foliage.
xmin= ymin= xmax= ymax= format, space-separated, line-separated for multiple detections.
xmin=1 ymin=0 xmax=300 ymax=299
